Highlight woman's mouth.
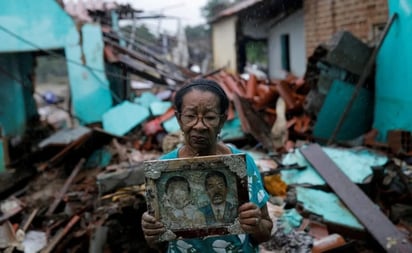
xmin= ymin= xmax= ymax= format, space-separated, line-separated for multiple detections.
xmin=191 ymin=135 xmax=207 ymax=143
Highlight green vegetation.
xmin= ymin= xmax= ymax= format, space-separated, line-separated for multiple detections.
xmin=246 ymin=41 xmax=268 ymax=67
xmin=201 ymin=0 xmax=243 ymax=20
xmin=35 ymin=55 xmax=68 ymax=84
xmin=120 ymin=24 xmax=158 ymax=45
xmin=185 ymin=24 xmax=209 ymax=40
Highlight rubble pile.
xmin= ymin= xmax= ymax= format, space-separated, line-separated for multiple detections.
xmin=1 ymin=135 xmax=161 ymax=252
xmin=0 ymin=4 xmax=411 ymax=251
xmin=2 ymin=60 xmax=411 ymax=252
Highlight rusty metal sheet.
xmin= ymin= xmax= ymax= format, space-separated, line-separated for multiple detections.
xmin=300 ymin=143 xmax=412 ymax=253
xmin=232 ymin=94 xmax=273 ymax=150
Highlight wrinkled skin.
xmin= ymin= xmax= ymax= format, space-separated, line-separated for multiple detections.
xmin=178 ymin=90 xmax=223 ymax=156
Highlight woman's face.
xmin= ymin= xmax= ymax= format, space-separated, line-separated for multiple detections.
xmin=178 ymin=89 xmax=225 ymax=152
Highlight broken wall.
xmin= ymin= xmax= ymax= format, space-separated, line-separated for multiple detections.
xmin=304 ymin=0 xmax=389 ymax=56
xmin=0 ymin=0 xmax=77 ymax=137
xmin=0 ymin=0 xmax=113 ymax=127
xmin=65 ymin=24 xmax=113 ymax=124
xmin=0 ymin=0 xmax=115 ymax=171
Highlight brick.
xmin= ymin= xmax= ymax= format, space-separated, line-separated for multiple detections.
xmin=305 ymin=0 xmax=388 ymax=55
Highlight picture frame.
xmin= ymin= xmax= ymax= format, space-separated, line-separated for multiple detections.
xmin=144 ymin=153 xmax=249 ymax=241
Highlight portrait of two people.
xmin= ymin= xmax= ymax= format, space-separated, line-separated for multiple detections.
xmin=161 ymin=170 xmax=237 ymax=230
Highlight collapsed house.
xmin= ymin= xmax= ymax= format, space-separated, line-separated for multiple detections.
xmin=0 ymin=0 xmax=412 ymax=252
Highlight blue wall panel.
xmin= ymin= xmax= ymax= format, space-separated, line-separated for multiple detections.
xmin=66 ymin=24 xmax=113 ymax=124
xmin=0 ymin=54 xmax=29 ymax=137
xmin=0 ymin=0 xmax=78 ymax=52
xmin=374 ymin=0 xmax=412 ymax=141
xmin=313 ymin=80 xmax=374 ymax=142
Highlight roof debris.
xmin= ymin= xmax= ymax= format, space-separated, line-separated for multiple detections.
xmin=0 ymin=2 xmax=411 ymax=253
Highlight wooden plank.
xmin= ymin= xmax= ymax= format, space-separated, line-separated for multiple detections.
xmin=300 ymin=143 xmax=411 ymax=253
xmin=46 ymin=158 xmax=85 ymax=216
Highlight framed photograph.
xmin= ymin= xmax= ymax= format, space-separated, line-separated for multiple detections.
xmin=144 ymin=153 xmax=249 ymax=241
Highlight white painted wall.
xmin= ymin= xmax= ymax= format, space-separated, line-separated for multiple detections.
xmin=268 ymin=9 xmax=306 ymax=79
xmin=211 ymin=16 xmax=238 ymax=73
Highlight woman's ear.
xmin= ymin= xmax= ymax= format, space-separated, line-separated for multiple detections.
xmin=218 ymin=113 xmax=228 ymax=129
xmin=222 ymin=113 xmax=228 ymax=121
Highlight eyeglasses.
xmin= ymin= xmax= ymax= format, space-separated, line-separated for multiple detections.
xmin=179 ymin=112 xmax=223 ymax=127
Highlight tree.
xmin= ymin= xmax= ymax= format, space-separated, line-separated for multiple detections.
xmin=184 ymin=24 xmax=212 ymax=71
xmin=201 ymin=0 xmax=232 ymax=20
xmin=185 ymin=24 xmax=209 ymax=41
xmin=246 ymin=41 xmax=268 ymax=67
xmin=121 ymin=24 xmax=158 ymax=45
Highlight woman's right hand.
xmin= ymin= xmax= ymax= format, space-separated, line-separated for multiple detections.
xmin=141 ymin=211 xmax=166 ymax=246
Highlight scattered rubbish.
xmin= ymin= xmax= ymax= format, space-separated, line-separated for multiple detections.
xmin=0 ymin=1 xmax=410 ymax=253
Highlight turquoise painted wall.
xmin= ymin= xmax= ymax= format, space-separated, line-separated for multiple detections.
xmin=296 ymin=187 xmax=364 ymax=230
xmin=313 ymin=80 xmax=374 ymax=142
xmin=0 ymin=138 xmax=5 ymax=172
xmin=66 ymin=24 xmax=113 ymax=124
xmin=0 ymin=53 xmax=36 ymax=137
xmin=19 ymin=53 xmax=38 ymax=122
xmin=0 ymin=0 xmax=77 ymax=136
xmin=0 ymin=0 xmax=78 ymax=52
xmin=374 ymin=0 xmax=412 ymax=141
xmin=0 ymin=0 xmax=114 ymax=169
xmin=0 ymin=0 xmax=112 ymax=127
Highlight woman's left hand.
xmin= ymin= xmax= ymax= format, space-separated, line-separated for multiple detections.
xmin=238 ymin=202 xmax=262 ymax=233
xmin=238 ymin=202 xmax=273 ymax=243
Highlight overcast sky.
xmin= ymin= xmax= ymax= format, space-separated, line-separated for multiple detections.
xmin=115 ymin=0 xmax=208 ymax=34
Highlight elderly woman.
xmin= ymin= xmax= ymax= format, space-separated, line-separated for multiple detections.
xmin=141 ymin=79 xmax=273 ymax=252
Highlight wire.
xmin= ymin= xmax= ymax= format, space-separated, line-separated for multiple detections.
xmin=0 ymin=24 xmax=170 ymax=95
xmin=0 ymin=24 xmax=130 ymax=102
xmin=0 ymin=65 xmax=85 ymax=124
xmin=0 ymin=25 xmax=105 ymax=75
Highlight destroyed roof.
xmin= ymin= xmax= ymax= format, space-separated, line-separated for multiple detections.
xmin=210 ymin=0 xmax=303 ymax=23
xmin=63 ymin=0 xmax=197 ymax=85
xmin=64 ymin=0 xmax=142 ymax=22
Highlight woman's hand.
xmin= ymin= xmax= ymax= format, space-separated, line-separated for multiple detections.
xmin=238 ymin=202 xmax=273 ymax=244
xmin=141 ymin=211 xmax=167 ymax=250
